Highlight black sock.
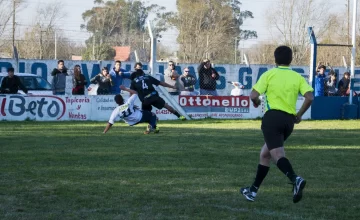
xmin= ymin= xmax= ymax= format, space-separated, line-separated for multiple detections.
xmin=251 ymin=164 xmax=270 ymax=192
xmin=277 ymin=157 xmax=297 ymax=183
xmin=173 ymin=111 xmax=180 ymax=118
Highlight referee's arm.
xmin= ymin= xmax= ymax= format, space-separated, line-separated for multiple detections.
xmin=251 ymin=72 xmax=267 ymax=108
xmin=295 ymin=92 xmax=314 ymax=123
xmin=250 ymin=89 xmax=261 ymax=108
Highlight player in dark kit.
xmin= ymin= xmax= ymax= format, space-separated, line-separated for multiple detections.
xmin=130 ymin=68 xmax=185 ymax=119
xmin=240 ymin=46 xmax=314 ymax=203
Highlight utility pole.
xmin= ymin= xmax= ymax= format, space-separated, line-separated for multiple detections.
xmin=234 ymin=37 xmax=237 ymax=64
xmin=142 ymin=33 xmax=145 ymax=49
xmin=54 ymin=31 xmax=57 ymax=60
xmin=207 ymin=35 xmax=209 ymax=59
xmin=92 ymin=34 xmax=95 ymax=60
xmin=39 ymin=30 xmax=43 ymax=59
xmin=349 ymin=0 xmax=358 ymax=104
xmin=347 ymin=0 xmax=350 ymax=45
xmin=12 ymin=0 xmax=16 ymax=55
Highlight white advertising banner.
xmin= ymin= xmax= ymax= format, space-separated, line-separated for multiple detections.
xmin=0 ymin=94 xmax=310 ymax=121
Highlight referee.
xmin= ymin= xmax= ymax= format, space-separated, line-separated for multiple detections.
xmin=240 ymin=46 xmax=314 ymax=203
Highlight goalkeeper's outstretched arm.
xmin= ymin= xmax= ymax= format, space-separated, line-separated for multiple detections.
xmin=103 ymin=123 xmax=113 ymax=134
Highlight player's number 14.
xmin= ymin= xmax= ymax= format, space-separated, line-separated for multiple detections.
xmin=142 ymin=80 xmax=148 ymax=89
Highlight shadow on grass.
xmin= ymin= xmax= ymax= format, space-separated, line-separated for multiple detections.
xmin=1 ymin=121 xmax=359 ymax=147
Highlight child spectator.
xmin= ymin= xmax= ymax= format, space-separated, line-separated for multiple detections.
xmin=326 ymin=72 xmax=337 ymax=96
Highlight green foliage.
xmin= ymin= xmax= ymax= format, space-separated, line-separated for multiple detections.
xmin=169 ymin=0 xmax=257 ymax=63
xmin=1 ymin=120 xmax=360 ymax=219
xmin=82 ymin=42 xmax=116 ymax=61
xmin=81 ymin=0 xmax=170 ymax=60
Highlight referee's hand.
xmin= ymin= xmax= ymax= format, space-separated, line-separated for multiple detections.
xmin=295 ymin=115 xmax=302 ymax=124
xmin=252 ymin=99 xmax=261 ymax=108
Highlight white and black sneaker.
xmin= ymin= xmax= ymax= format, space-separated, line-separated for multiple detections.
xmin=240 ymin=186 xmax=257 ymax=202
xmin=293 ymin=176 xmax=306 ymax=203
xmin=144 ymin=124 xmax=154 ymax=134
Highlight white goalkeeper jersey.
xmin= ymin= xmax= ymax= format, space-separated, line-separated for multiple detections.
xmin=108 ymin=94 xmax=142 ymax=126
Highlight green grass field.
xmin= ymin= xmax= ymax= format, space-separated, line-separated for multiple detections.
xmin=1 ymin=119 xmax=360 ymax=220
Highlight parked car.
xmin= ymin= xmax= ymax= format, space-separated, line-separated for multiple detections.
xmin=0 ymin=73 xmax=53 ymax=95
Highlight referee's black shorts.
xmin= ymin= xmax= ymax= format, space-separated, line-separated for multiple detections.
xmin=261 ymin=110 xmax=296 ymax=150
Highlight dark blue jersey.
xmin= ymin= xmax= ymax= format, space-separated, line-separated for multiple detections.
xmin=130 ymin=74 xmax=161 ymax=101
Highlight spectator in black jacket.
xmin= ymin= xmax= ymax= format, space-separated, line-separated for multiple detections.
xmin=197 ymin=59 xmax=219 ymax=96
xmin=338 ymin=72 xmax=350 ymax=96
xmin=0 ymin=67 xmax=28 ymax=94
xmin=90 ymin=67 xmax=113 ymax=95
xmin=51 ymin=60 xmax=68 ymax=95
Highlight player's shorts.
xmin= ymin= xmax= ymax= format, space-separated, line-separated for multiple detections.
xmin=133 ymin=110 xmax=156 ymax=127
xmin=261 ymin=109 xmax=295 ymax=150
xmin=142 ymin=95 xmax=166 ymax=111
xmin=138 ymin=110 xmax=153 ymax=123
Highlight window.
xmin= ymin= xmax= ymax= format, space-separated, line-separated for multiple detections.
xmin=19 ymin=76 xmax=52 ymax=90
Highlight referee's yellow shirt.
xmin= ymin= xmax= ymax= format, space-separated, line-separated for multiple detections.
xmin=253 ymin=66 xmax=314 ymax=115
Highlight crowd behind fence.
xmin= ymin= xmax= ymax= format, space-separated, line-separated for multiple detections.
xmin=0 ymin=59 xmax=359 ymax=98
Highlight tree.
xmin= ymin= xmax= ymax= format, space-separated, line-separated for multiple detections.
xmin=81 ymin=40 xmax=116 ymax=61
xmin=0 ymin=0 xmax=24 ymax=56
xmin=247 ymin=43 xmax=277 ymax=64
xmin=316 ymin=14 xmax=351 ymax=67
xmin=81 ymin=0 xmax=170 ymax=61
xmin=16 ymin=1 xmax=83 ymax=60
xmin=168 ymin=0 xmax=257 ymax=63
xmin=265 ymin=0 xmax=334 ymax=65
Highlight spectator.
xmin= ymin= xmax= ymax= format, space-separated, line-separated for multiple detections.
xmin=90 ymin=67 xmax=113 ymax=95
xmin=72 ymin=65 xmax=87 ymax=95
xmin=338 ymin=72 xmax=351 ymax=96
xmin=51 ymin=60 xmax=68 ymax=95
xmin=134 ymin=62 xmax=143 ymax=70
xmin=198 ymin=58 xmax=219 ymax=96
xmin=0 ymin=67 xmax=28 ymax=94
xmin=110 ymin=60 xmax=130 ymax=94
xmin=325 ymin=72 xmax=337 ymax=96
xmin=164 ymin=61 xmax=180 ymax=95
xmin=130 ymin=62 xmax=145 ymax=80
xmin=178 ymin=67 xmax=197 ymax=96
xmin=314 ymin=62 xmax=326 ymax=97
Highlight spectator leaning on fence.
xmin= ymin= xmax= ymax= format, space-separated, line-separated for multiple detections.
xmin=110 ymin=60 xmax=130 ymax=94
xmin=198 ymin=58 xmax=219 ymax=96
xmin=178 ymin=67 xmax=197 ymax=96
xmin=72 ymin=65 xmax=87 ymax=95
xmin=323 ymin=63 xmax=335 ymax=96
xmin=51 ymin=60 xmax=68 ymax=95
xmin=164 ymin=61 xmax=180 ymax=95
xmin=338 ymin=72 xmax=351 ymax=96
xmin=326 ymin=71 xmax=337 ymax=96
xmin=90 ymin=67 xmax=113 ymax=95
xmin=0 ymin=67 xmax=28 ymax=94
xmin=314 ymin=62 xmax=327 ymax=97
